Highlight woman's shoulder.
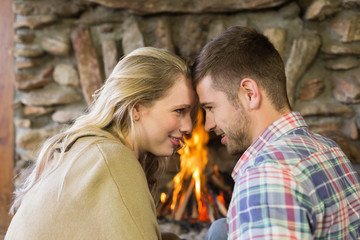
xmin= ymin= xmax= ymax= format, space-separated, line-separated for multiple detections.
xmin=93 ymin=137 xmax=135 ymax=160
xmin=65 ymin=130 xmax=146 ymax=186
xmin=75 ymin=132 xmax=149 ymax=193
xmin=68 ymin=129 xmax=131 ymax=154
xmin=74 ymin=134 xmax=135 ymax=161
xmin=63 ymin=129 xmax=139 ymax=174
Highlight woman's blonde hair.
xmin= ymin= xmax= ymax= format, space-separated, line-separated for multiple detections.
xmin=11 ymin=47 xmax=196 ymax=213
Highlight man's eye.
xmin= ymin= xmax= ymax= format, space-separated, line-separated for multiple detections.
xmin=205 ymin=106 xmax=213 ymax=112
xmin=175 ymin=108 xmax=185 ymax=113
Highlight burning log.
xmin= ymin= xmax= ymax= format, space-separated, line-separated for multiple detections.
xmin=215 ymin=194 xmax=228 ymax=217
xmin=210 ymin=166 xmax=232 ymax=196
xmin=157 ymin=168 xmax=233 ymax=223
xmin=175 ymin=179 xmax=194 ymax=220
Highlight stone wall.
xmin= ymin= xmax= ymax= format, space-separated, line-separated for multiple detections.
xmin=12 ymin=0 xmax=360 ymax=186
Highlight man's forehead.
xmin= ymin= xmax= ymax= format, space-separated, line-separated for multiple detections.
xmin=196 ymin=78 xmax=217 ymax=106
xmin=196 ymin=75 xmax=214 ymax=91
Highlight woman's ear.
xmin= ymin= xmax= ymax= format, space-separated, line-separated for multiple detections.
xmin=238 ymin=78 xmax=261 ymax=110
xmin=132 ymin=104 xmax=141 ymax=121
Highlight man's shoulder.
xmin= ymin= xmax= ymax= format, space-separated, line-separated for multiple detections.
xmin=268 ymin=127 xmax=339 ymax=154
xmin=251 ymin=128 xmax=344 ymax=169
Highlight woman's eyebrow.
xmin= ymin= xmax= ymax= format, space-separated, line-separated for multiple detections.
xmin=173 ymin=104 xmax=192 ymax=108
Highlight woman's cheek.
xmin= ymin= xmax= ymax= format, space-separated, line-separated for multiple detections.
xmin=166 ymin=117 xmax=180 ymax=131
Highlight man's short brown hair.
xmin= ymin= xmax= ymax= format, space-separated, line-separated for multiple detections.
xmin=193 ymin=26 xmax=290 ymax=111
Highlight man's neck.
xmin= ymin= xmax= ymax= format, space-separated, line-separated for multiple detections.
xmin=249 ymin=102 xmax=291 ymax=142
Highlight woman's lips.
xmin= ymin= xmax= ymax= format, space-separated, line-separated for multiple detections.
xmin=169 ymin=136 xmax=181 ymax=146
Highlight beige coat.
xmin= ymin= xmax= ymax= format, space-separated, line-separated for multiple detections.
xmin=5 ymin=130 xmax=161 ymax=240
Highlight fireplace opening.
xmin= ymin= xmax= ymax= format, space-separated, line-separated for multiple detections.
xmin=157 ymin=110 xmax=236 ymax=227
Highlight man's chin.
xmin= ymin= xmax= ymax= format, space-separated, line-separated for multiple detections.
xmin=226 ymin=145 xmax=245 ymax=156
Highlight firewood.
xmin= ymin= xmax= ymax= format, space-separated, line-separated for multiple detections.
xmin=215 ymin=197 xmax=228 ymax=217
xmin=191 ymin=199 xmax=199 ymax=219
xmin=174 ymin=178 xmax=195 ymax=220
xmin=210 ymin=173 xmax=232 ymax=195
xmin=207 ymin=201 xmax=216 ymax=223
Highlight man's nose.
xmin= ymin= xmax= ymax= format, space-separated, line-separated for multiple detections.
xmin=204 ymin=113 xmax=216 ymax=132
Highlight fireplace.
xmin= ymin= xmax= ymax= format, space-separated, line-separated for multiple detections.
xmin=157 ymin=110 xmax=237 ymax=224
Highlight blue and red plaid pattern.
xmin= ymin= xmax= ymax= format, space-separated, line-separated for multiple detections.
xmin=228 ymin=112 xmax=360 ymax=239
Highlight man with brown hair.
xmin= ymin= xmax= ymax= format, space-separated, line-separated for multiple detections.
xmin=193 ymin=26 xmax=360 ymax=239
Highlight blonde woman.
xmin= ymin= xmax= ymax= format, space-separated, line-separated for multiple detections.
xmin=6 ymin=47 xmax=197 ymax=240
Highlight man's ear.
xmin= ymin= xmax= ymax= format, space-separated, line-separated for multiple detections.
xmin=238 ymin=78 xmax=260 ymax=110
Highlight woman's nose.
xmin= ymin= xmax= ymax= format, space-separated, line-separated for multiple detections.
xmin=180 ymin=114 xmax=193 ymax=135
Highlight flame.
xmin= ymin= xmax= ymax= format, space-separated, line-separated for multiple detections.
xmin=160 ymin=192 xmax=167 ymax=203
xmin=171 ymin=110 xmax=209 ymax=218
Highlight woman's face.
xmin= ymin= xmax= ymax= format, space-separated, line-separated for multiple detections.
xmin=133 ymin=75 xmax=196 ymax=158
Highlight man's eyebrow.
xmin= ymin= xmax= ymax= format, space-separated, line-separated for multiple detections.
xmin=200 ymin=102 xmax=211 ymax=107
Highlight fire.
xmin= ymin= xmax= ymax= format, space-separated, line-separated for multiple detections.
xmin=160 ymin=192 xmax=167 ymax=203
xmin=170 ymin=110 xmax=209 ymax=220
xmin=157 ymin=110 xmax=231 ymax=223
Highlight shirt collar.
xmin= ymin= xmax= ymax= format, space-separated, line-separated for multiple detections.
xmin=231 ymin=112 xmax=307 ymax=180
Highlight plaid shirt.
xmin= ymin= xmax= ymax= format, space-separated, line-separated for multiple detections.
xmin=227 ymin=112 xmax=360 ymax=239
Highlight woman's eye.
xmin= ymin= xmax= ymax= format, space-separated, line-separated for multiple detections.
xmin=175 ymin=108 xmax=185 ymax=113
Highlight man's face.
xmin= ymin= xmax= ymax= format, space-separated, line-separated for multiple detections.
xmin=196 ymin=75 xmax=251 ymax=155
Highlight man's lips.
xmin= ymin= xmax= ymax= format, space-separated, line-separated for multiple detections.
xmin=215 ymin=130 xmax=226 ymax=144
xmin=220 ymin=134 xmax=226 ymax=144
